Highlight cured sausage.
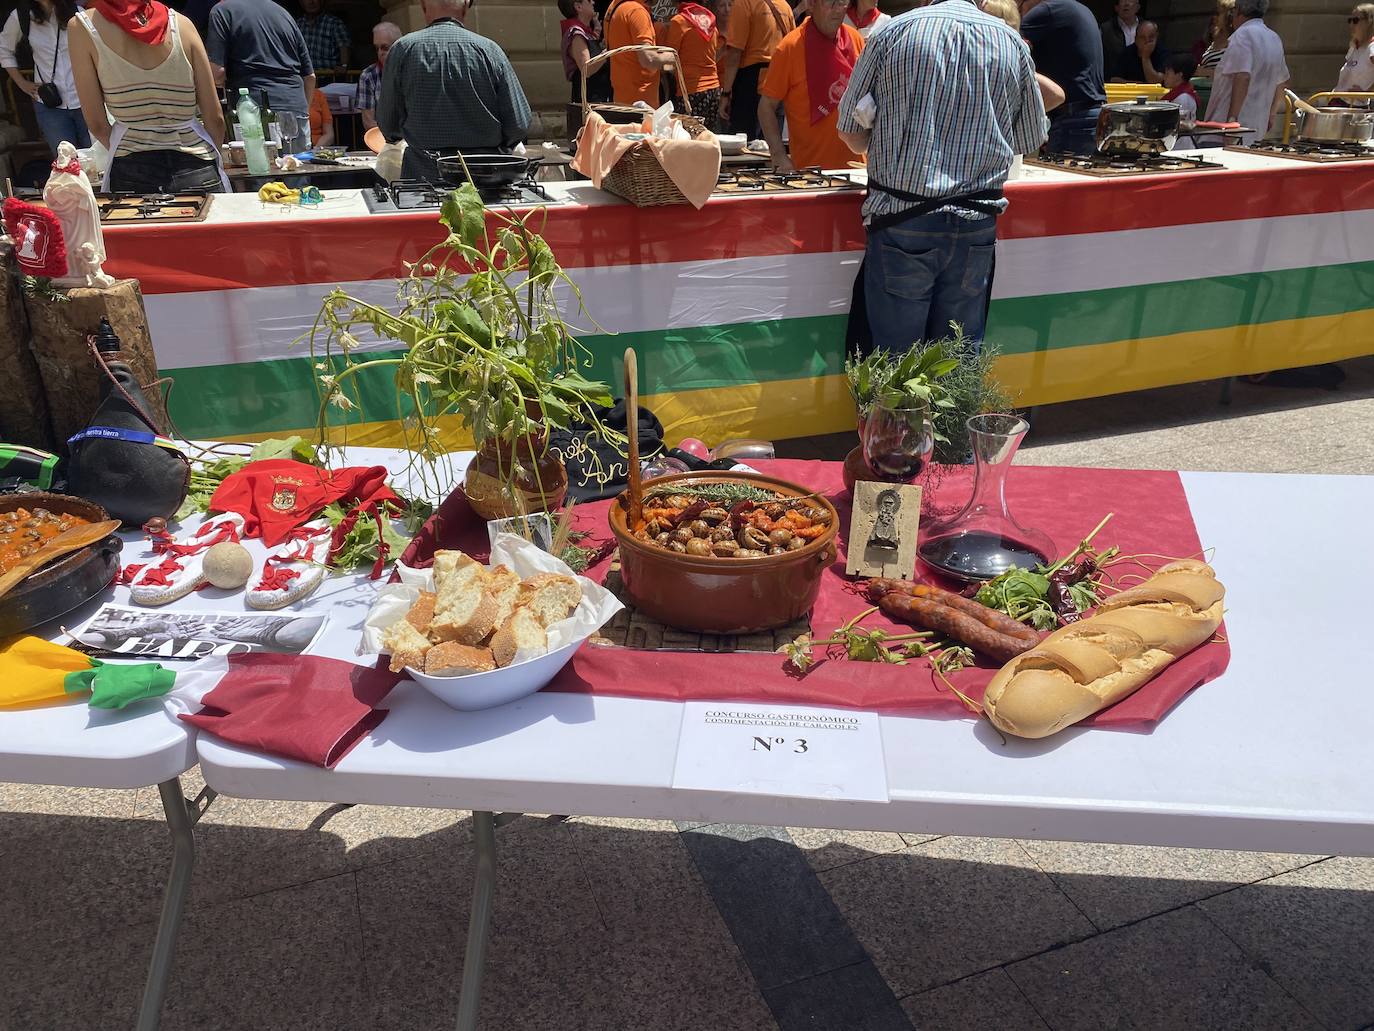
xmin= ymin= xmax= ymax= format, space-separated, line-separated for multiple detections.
xmin=866 ymin=580 xmax=1039 ymax=663
xmin=868 ymin=578 xmax=1039 ymax=643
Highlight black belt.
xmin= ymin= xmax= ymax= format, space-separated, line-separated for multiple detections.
xmin=865 ymin=180 xmax=1003 ymax=232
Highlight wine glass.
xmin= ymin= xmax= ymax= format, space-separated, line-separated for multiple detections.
xmin=861 ymin=403 xmax=934 ymax=485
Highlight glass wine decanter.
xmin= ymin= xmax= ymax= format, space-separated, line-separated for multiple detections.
xmin=917 ymin=413 xmax=1054 ymax=581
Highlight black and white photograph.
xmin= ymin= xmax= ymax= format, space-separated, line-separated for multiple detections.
xmin=71 ymin=605 xmax=327 ymax=660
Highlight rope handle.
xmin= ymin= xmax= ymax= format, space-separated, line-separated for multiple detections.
xmin=581 ymin=44 xmax=690 ymax=114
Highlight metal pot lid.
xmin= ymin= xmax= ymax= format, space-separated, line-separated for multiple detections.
xmin=1104 ymin=98 xmax=1180 ymax=112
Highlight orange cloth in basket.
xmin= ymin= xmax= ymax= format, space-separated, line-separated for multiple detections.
xmin=571 ymin=110 xmax=722 ymax=209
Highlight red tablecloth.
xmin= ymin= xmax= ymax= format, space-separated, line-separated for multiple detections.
xmin=401 ymin=460 xmax=1230 ymax=730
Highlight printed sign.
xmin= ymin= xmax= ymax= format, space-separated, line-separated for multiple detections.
xmin=671 ymin=701 xmax=889 ymax=802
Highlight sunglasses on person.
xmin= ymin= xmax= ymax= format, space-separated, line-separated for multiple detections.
xmin=1351 ymin=13 xmax=1368 ymax=21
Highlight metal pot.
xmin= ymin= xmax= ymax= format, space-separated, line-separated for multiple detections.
xmin=430 ymin=152 xmax=541 ymax=189
xmin=608 ymin=471 xmax=839 ymax=634
xmin=1293 ymin=106 xmax=1374 ymax=142
xmin=1096 ymin=97 xmax=1181 ymax=155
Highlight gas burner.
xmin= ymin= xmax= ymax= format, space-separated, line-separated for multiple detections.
xmin=1024 ymin=151 xmax=1225 ymax=177
xmin=714 ymin=168 xmax=862 ymax=194
xmin=364 ymin=177 xmax=560 ymax=213
xmin=1227 ymin=140 xmax=1374 ymax=162
xmin=95 ymin=191 xmax=212 ymax=223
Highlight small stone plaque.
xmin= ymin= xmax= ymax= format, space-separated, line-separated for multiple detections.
xmin=845 ymin=481 xmax=922 ymax=580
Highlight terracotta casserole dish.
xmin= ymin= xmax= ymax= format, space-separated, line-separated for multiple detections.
xmin=0 ymin=493 xmax=122 ymax=637
xmin=608 ymin=471 xmax=839 ymax=634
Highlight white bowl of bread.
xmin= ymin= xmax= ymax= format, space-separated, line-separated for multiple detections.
xmin=362 ymin=535 xmax=623 ymax=711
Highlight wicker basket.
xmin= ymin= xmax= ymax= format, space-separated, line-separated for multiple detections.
xmin=580 ymin=44 xmax=714 ymax=207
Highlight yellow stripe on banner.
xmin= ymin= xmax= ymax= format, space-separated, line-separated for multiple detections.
xmin=216 ymin=309 xmax=1372 ymax=448
xmin=996 ymin=308 xmax=1374 ymax=407
xmin=219 ymin=376 xmax=862 ymax=451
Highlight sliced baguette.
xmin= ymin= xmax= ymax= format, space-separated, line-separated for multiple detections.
xmin=382 ymin=619 xmax=432 ymax=673
xmin=485 ymin=564 xmax=523 ymax=627
xmin=517 ymin=573 xmax=582 ymax=628
xmin=425 ymin=641 xmax=498 ymax=676
xmin=431 ymin=552 xmax=499 ymax=644
xmin=490 ymin=607 xmax=548 ymax=668
xmin=406 ymin=591 xmax=437 ymax=635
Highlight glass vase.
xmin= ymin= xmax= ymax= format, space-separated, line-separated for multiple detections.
xmin=917 ymin=413 xmax=1054 ymax=581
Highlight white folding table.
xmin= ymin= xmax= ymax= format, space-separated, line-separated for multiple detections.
xmin=194 ymin=468 xmax=1374 ymax=1030
xmin=0 ymin=689 xmax=201 ymax=1031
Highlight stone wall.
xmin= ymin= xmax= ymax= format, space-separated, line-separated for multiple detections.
xmin=1132 ymin=0 xmax=1354 ymax=96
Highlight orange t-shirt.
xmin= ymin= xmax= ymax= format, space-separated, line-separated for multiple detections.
xmin=759 ymin=23 xmax=865 ymax=170
xmin=308 ymin=90 xmax=333 ymax=146
xmin=606 ymin=0 xmax=660 ymax=106
xmin=667 ymin=14 xmax=721 ymax=95
xmin=725 ymin=0 xmax=795 ymax=68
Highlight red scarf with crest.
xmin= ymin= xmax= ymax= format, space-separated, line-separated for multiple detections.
xmin=676 ymin=1 xmax=716 ymax=42
xmin=803 ymin=19 xmax=857 ymax=124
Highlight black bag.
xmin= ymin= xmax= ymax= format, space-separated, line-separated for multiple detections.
xmin=548 ymin=399 xmax=664 ymax=502
xmin=65 ymin=320 xmax=190 ymax=525
xmin=18 ymin=5 xmax=64 ymax=109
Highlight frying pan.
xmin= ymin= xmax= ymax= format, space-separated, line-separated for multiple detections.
xmin=430 ymin=152 xmax=542 ymax=189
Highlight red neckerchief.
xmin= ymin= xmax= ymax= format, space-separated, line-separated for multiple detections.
xmin=52 ymin=159 xmax=82 ymax=176
xmin=803 ymin=19 xmax=858 ymax=124
xmin=847 ymin=3 xmax=880 ymax=29
xmin=677 ymin=2 xmax=716 ymax=42
xmin=92 ymin=0 xmax=170 ymax=45
xmin=209 ymin=459 xmax=398 ymax=548
xmin=1163 ymin=81 xmax=1200 ymax=103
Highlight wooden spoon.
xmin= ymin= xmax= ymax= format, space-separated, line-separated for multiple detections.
xmin=624 ymin=347 xmax=642 ymax=529
xmin=0 ymin=520 xmax=121 ymax=600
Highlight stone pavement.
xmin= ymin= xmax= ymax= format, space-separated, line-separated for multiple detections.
xmin=4 ymin=362 xmax=1373 ymax=1031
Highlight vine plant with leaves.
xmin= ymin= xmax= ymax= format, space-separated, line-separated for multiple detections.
xmin=306 ymin=181 xmax=619 ymax=501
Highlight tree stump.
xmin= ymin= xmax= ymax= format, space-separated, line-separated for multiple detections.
xmin=0 ymin=244 xmax=56 ymax=450
xmin=24 ymin=277 xmax=169 ymax=451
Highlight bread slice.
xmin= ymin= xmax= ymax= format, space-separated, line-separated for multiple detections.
xmin=431 ymin=553 xmax=499 ymax=644
xmin=484 ymin=565 xmax=523 ymax=627
xmin=424 ymin=641 xmax=498 ymax=676
xmin=406 ymin=591 xmax=437 ymax=635
xmin=382 ymin=619 xmax=432 ymax=673
xmin=489 ymin=607 xmax=548 ymax=668
xmin=517 ymin=573 xmax=582 ymax=628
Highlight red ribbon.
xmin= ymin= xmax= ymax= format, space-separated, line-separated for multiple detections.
xmin=257 ymin=563 xmax=302 ymax=592
xmin=138 ymin=556 xmax=184 ymax=587
xmin=51 ymin=159 xmax=83 ymax=176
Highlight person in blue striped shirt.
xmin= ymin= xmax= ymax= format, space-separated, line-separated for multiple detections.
xmin=837 ymin=0 xmax=1046 ymax=353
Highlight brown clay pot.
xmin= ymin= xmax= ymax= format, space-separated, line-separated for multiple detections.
xmin=842 ymin=444 xmax=879 ymax=495
xmin=463 ymin=432 xmax=568 ymax=521
xmin=608 ymin=471 xmax=839 ymax=634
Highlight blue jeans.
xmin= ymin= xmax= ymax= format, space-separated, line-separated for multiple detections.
xmin=33 ymin=104 xmax=91 ymax=157
xmin=1046 ymin=106 xmax=1101 ymax=155
xmin=863 ymin=212 xmax=997 ymax=353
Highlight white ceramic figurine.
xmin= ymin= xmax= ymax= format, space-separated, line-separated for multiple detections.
xmin=44 ymin=142 xmax=115 ymax=289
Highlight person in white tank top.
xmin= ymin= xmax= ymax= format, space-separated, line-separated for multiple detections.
xmin=68 ymin=0 xmax=227 ymax=193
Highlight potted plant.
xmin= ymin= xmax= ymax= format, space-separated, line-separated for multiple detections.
xmin=306 ymin=182 xmax=618 ymax=519
xmin=844 ymin=327 xmax=1013 ymax=494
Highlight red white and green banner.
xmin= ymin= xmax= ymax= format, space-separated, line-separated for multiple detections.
xmin=101 ymin=162 xmax=1374 ymax=446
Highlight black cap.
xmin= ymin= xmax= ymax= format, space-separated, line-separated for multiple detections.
xmin=95 ymin=317 xmax=120 ymax=353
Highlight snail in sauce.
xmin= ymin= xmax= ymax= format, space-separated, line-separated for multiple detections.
xmin=0 ymin=507 xmax=93 ymax=572
xmin=629 ymin=487 xmax=831 ymax=559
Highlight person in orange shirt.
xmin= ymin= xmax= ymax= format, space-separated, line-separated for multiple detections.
xmin=719 ymin=0 xmax=795 ymax=137
xmin=758 ymin=0 xmax=863 ymax=170
xmin=667 ymin=0 xmax=722 ymax=127
xmin=605 ymin=0 xmax=677 ymax=106
xmin=308 ymin=87 xmax=336 ymax=148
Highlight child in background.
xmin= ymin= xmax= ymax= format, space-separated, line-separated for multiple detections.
xmin=1162 ymin=53 xmax=1200 ymax=125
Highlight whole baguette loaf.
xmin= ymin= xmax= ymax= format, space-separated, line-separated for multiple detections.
xmin=982 ymin=560 xmax=1225 ymax=739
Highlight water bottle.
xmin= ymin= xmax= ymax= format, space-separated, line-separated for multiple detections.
xmin=236 ymin=88 xmax=270 ymax=174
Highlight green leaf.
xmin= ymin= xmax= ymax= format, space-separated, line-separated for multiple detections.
xmin=439 ymin=184 xmax=486 ymax=250
xmin=247 ymin=436 xmax=317 ymax=465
